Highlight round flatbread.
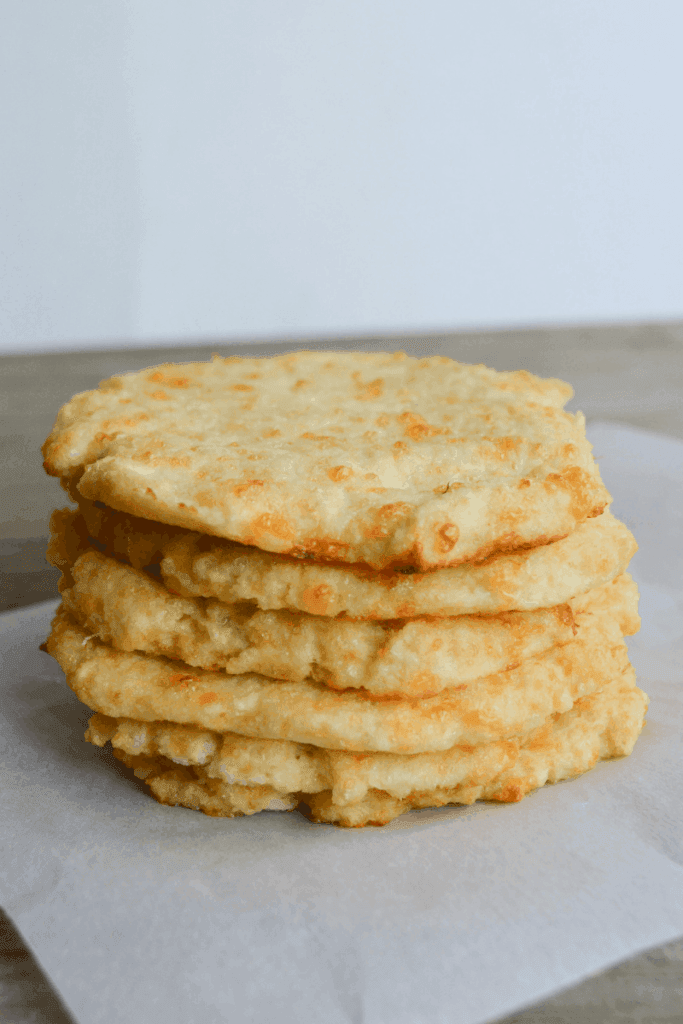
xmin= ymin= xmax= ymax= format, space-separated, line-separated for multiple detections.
xmin=88 ymin=673 xmax=647 ymax=826
xmin=59 ymin=547 xmax=639 ymax=697
xmin=52 ymin=504 xmax=637 ymax=620
xmin=48 ymin=605 xmax=631 ymax=754
xmin=42 ymin=351 xmax=609 ymax=570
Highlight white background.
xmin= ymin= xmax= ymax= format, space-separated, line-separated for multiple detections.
xmin=2 ymin=1 xmax=682 ymax=354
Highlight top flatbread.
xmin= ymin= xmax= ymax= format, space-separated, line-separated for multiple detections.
xmin=42 ymin=351 xmax=609 ymax=570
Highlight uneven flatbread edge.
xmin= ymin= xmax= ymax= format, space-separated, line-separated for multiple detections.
xmin=42 ymin=352 xmax=609 ymax=569
xmin=47 ymin=605 xmax=633 ymax=753
xmin=88 ymin=673 xmax=647 ymax=827
xmin=50 ymin=504 xmax=638 ymax=619
xmin=58 ymin=546 xmax=640 ymax=697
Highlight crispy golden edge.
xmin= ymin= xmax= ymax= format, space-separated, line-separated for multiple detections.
xmin=112 ymin=750 xmax=298 ymax=817
xmin=89 ymin=672 xmax=647 ymax=826
xmin=306 ymin=672 xmax=647 ymax=826
xmin=85 ymin=645 xmax=644 ymax=809
xmin=48 ymin=603 xmax=630 ymax=753
xmin=58 ymin=545 xmax=639 ymax=697
xmin=86 ymin=712 xmax=519 ymax=807
xmin=51 ymin=503 xmax=637 ymax=619
xmin=42 ymin=352 xmax=607 ymax=570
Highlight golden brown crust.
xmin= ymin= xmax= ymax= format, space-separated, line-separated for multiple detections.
xmin=42 ymin=352 xmax=608 ymax=570
xmin=53 ymin=503 xmax=637 ymax=620
xmin=113 ymin=750 xmax=298 ymax=817
xmin=58 ymin=546 xmax=639 ymax=698
xmin=302 ymin=673 xmax=648 ymax=825
xmin=48 ymin=603 xmax=630 ymax=754
xmin=88 ymin=672 xmax=647 ymax=826
xmin=41 ymin=351 xmax=646 ymax=829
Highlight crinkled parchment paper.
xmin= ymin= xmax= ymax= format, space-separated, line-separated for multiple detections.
xmin=1 ymin=423 xmax=682 ymax=1024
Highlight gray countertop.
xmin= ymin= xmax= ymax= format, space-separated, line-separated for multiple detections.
xmin=1 ymin=321 xmax=682 ymax=1024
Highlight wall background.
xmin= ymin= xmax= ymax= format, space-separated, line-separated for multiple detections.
xmin=2 ymin=0 xmax=682 ymax=355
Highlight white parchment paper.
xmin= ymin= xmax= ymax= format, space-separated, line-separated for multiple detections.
xmin=1 ymin=422 xmax=682 ymax=1024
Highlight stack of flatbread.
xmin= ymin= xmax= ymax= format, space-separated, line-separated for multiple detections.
xmin=42 ymin=351 xmax=647 ymax=827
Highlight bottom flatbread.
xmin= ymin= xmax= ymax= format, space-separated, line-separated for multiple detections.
xmin=87 ymin=671 xmax=647 ymax=827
